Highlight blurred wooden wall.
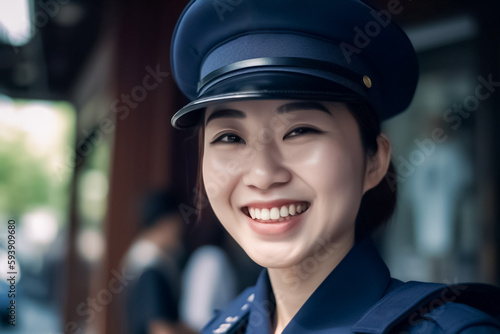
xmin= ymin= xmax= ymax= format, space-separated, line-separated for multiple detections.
xmin=102 ymin=1 xmax=189 ymax=333
xmin=64 ymin=1 xmax=189 ymax=333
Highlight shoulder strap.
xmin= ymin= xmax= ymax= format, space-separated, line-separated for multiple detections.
xmin=352 ymin=281 xmax=500 ymax=334
xmin=424 ymin=303 xmax=500 ymax=334
xmin=202 ymin=287 xmax=255 ymax=334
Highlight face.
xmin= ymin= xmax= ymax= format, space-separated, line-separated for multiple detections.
xmin=202 ymin=99 xmax=371 ymax=268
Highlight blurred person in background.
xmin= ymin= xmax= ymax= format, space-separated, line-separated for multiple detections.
xmin=123 ymin=189 xmax=241 ymax=334
xmin=122 ymin=190 xmax=194 ymax=334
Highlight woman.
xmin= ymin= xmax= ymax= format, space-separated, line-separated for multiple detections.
xmin=169 ymin=0 xmax=500 ymax=333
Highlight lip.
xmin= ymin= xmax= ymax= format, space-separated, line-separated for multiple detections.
xmin=241 ymin=199 xmax=310 ymax=236
xmin=242 ymin=199 xmax=309 ymax=209
xmin=245 ymin=210 xmax=306 ymax=236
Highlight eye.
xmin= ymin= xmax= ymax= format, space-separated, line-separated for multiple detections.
xmin=284 ymin=127 xmax=321 ymax=139
xmin=211 ymin=133 xmax=245 ymax=144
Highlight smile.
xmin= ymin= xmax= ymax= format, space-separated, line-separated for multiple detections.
xmin=242 ymin=202 xmax=310 ymax=223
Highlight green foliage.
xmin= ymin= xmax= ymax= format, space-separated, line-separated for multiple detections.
xmin=0 ymin=137 xmax=51 ymax=216
xmin=0 ymin=100 xmax=75 ymax=221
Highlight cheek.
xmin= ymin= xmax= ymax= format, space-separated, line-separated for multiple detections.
xmin=292 ymin=138 xmax=365 ymax=189
xmin=292 ymin=138 xmax=366 ymax=222
xmin=202 ymin=148 xmax=243 ymax=213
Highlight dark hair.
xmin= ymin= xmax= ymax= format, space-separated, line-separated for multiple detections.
xmin=345 ymin=102 xmax=397 ymax=240
xmin=192 ymin=98 xmax=397 ymax=240
xmin=140 ymin=190 xmax=180 ymax=229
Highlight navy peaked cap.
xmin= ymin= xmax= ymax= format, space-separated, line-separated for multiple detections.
xmin=171 ymin=0 xmax=419 ymax=129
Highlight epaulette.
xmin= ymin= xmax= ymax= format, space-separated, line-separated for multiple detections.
xmin=352 ymin=281 xmax=500 ymax=334
xmin=203 ymin=287 xmax=256 ymax=334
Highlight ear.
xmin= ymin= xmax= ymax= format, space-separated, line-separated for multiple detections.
xmin=362 ymin=134 xmax=392 ymax=194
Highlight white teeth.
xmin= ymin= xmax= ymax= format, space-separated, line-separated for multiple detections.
xmin=280 ymin=206 xmax=288 ymax=217
xmin=246 ymin=203 xmax=310 ymax=221
xmin=270 ymin=207 xmax=280 ymax=219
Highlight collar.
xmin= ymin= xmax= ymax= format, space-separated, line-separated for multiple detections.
xmin=247 ymin=238 xmax=392 ymax=334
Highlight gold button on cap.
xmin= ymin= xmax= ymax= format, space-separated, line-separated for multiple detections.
xmin=363 ymin=75 xmax=372 ymax=88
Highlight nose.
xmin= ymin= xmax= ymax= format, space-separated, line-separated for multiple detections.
xmin=242 ymin=142 xmax=291 ymax=190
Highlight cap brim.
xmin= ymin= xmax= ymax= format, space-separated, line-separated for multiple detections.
xmin=171 ymin=71 xmax=366 ymax=129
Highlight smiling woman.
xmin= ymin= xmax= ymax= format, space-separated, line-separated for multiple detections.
xmin=169 ymin=0 xmax=500 ymax=333
xmin=202 ymin=99 xmax=389 ymax=265
xmin=202 ymin=100 xmax=392 ymax=321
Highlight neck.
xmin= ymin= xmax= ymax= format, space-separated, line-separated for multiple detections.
xmin=267 ymin=235 xmax=354 ymax=334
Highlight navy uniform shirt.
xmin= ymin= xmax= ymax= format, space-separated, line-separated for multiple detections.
xmin=203 ymin=239 xmax=500 ymax=334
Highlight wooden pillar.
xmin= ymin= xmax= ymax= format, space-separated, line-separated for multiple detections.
xmin=100 ymin=1 xmax=187 ymax=333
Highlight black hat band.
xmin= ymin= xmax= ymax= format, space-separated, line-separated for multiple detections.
xmin=197 ymin=57 xmax=365 ymax=95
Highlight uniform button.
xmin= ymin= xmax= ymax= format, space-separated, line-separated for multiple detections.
xmin=225 ymin=316 xmax=239 ymax=323
xmin=213 ymin=323 xmax=231 ymax=333
xmin=363 ymin=75 xmax=372 ymax=88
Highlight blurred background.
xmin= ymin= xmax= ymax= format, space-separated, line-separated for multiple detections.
xmin=0 ymin=0 xmax=499 ymax=333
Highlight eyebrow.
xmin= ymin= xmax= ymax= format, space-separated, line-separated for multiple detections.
xmin=205 ymin=101 xmax=331 ymax=126
xmin=206 ymin=109 xmax=245 ymax=125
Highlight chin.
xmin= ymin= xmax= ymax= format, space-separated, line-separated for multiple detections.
xmin=248 ymin=251 xmax=300 ymax=269
xmin=238 ymin=236 xmax=310 ymax=268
